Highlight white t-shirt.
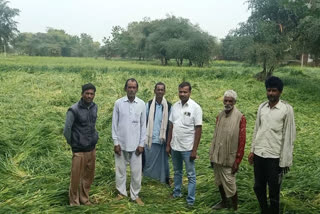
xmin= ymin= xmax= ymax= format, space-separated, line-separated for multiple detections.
xmin=169 ymin=98 xmax=202 ymax=151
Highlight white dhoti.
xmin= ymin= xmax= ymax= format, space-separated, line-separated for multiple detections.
xmin=115 ymin=151 xmax=142 ymax=200
xmin=213 ymin=164 xmax=237 ymax=198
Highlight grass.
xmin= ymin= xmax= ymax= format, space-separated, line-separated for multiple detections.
xmin=0 ymin=56 xmax=319 ymax=213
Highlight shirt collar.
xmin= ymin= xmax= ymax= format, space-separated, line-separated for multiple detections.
xmin=124 ymin=96 xmax=137 ymax=103
xmin=179 ymin=98 xmax=190 ymax=107
xmin=79 ymin=98 xmax=94 ymax=108
xmin=267 ymin=100 xmax=282 ymax=109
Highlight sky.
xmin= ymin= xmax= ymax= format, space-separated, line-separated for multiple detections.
xmin=9 ymin=0 xmax=250 ymax=43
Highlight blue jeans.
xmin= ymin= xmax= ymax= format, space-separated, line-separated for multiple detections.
xmin=171 ymin=149 xmax=196 ymax=205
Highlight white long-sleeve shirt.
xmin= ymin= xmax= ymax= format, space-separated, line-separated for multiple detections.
xmin=112 ymin=96 xmax=146 ymax=152
xmin=251 ymin=100 xmax=296 ymax=167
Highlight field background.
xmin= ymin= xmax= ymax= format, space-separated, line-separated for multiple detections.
xmin=0 ymin=56 xmax=320 ymax=214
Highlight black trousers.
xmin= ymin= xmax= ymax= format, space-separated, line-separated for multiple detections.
xmin=253 ymin=154 xmax=283 ymax=214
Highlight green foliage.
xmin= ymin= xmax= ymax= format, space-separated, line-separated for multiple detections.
xmin=0 ymin=56 xmax=320 ymax=213
xmin=221 ymin=0 xmax=320 ymax=77
xmin=101 ymin=16 xmax=219 ymax=67
xmin=12 ymin=29 xmax=100 ymax=57
xmin=0 ymin=0 xmax=20 ymax=53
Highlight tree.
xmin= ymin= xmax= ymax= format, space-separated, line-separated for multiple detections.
xmin=223 ymin=0 xmax=309 ymax=79
xmin=294 ymin=1 xmax=320 ymax=65
xmin=223 ymin=0 xmax=320 ymax=77
xmin=146 ymin=16 xmax=195 ymax=65
xmin=298 ymin=16 xmax=320 ymax=65
xmin=78 ymin=33 xmax=100 ymax=57
xmin=100 ymin=15 xmax=219 ymax=66
xmin=221 ymin=34 xmax=254 ymax=61
xmin=0 ymin=0 xmax=20 ymax=56
xmin=12 ymin=29 xmax=100 ymax=57
xmin=186 ymin=31 xmax=218 ymax=67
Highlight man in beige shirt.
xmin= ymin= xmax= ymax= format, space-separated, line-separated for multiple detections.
xmin=248 ymin=76 xmax=296 ymax=214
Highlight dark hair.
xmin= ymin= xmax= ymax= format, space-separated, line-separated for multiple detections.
xmin=179 ymin=81 xmax=192 ymax=91
xmin=82 ymin=83 xmax=96 ymax=94
xmin=265 ymin=76 xmax=283 ymax=92
xmin=124 ymin=78 xmax=139 ymax=91
xmin=154 ymin=82 xmax=166 ymax=90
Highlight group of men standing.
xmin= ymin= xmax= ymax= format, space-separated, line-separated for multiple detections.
xmin=63 ymin=76 xmax=296 ymax=214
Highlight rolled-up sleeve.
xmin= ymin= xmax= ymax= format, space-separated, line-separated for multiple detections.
xmin=194 ymin=106 xmax=203 ymax=126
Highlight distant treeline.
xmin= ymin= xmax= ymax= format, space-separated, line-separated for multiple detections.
xmin=12 ymin=29 xmax=100 ymax=58
xmin=11 ymin=16 xmax=219 ymax=67
xmin=1 ymin=0 xmax=320 ymax=71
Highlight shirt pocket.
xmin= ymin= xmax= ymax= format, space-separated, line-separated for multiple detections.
xmin=132 ymin=112 xmax=140 ymax=126
xmin=182 ymin=113 xmax=193 ymax=125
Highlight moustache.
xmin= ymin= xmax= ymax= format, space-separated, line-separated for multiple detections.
xmin=224 ymin=105 xmax=233 ymax=111
xmin=267 ymin=95 xmax=277 ymax=101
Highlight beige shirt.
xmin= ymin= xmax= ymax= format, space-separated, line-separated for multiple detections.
xmin=251 ymin=100 xmax=296 ymax=167
xmin=169 ymin=98 xmax=202 ymax=151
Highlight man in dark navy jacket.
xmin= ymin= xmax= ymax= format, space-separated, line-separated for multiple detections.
xmin=64 ymin=83 xmax=98 ymax=206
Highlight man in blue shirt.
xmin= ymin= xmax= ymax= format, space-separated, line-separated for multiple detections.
xmin=143 ymin=82 xmax=171 ymax=185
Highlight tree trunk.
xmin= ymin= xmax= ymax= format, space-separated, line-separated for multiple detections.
xmin=263 ymin=59 xmax=266 ymax=75
xmin=180 ymin=58 xmax=183 ymax=66
xmin=267 ymin=66 xmax=274 ymax=77
xmin=1 ymin=37 xmax=6 ymax=57
xmin=176 ymin=59 xmax=180 ymax=66
xmin=301 ymin=53 xmax=304 ymax=67
xmin=3 ymin=44 xmax=6 ymax=57
xmin=188 ymin=60 xmax=192 ymax=66
xmin=314 ymin=54 xmax=319 ymax=66
xmin=255 ymin=59 xmax=268 ymax=81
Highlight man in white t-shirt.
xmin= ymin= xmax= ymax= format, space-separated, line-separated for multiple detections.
xmin=166 ymin=82 xmax=202 ymax=206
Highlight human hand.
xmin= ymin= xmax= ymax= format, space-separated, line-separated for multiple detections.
xmin=231 ymin=162 xmax=239 ymax=174
xmin=190 ymin=150 xmax=197 ymax=161
xmin=166 ymin=145 xmax=171 ymax=157
xmin=135 ymin=146 xmax=144 ymax=156
xmin=248 ymin=152 xmax=254 ymax=165
xmin=114 ymin=145 xmax=121 ymax=156
xmin=281 ymin=167 xmax=290 ymax=175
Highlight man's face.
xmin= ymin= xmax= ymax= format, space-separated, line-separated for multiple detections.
xmin=126 ymin=80 xmax=138 ymax=99
xmin=155 ymin=85 xmax=165 ymax=100
xmin=82 ymin=89 xmax=95 ymax=104
xmin=266 ymin=88 xmax=281 ymax=103
xmin=223 ymin=96 xmax=236 ymax=112
xmin=179 ymin=86 xmax=191 ymax=103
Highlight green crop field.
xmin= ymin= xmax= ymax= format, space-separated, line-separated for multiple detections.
xmin=0 ymin=56 xmax=320 ymax=214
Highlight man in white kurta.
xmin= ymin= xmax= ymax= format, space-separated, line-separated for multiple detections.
xmin=112 ymin=78 xmax=146 ymax=205
xmin=248 ymin=76 xmax=296 ymax=214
